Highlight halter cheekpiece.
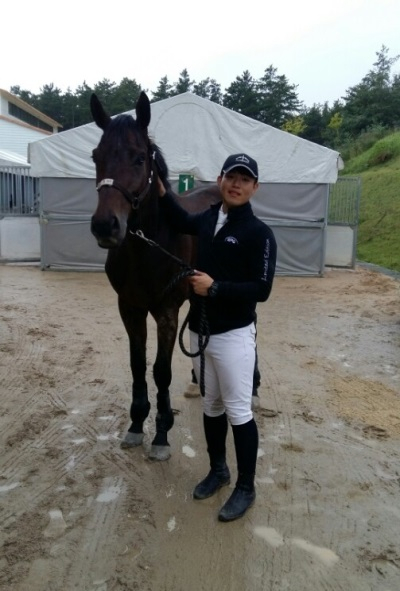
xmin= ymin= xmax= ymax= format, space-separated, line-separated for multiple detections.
xmin=96 ymin=149 xmax=156 ymax=209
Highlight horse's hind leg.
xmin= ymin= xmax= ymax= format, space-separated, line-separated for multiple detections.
xmin=118 ymin=301 xmax=151 ymax=449
xmin=149 ymin=308 xmax=178 ymax=461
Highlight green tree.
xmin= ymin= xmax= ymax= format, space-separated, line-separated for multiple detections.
xmin=256 ymin=65 xmax=302 ymax=127
xmin=223 ymin=70 xmax=259 ymax=118
xmin=193 ymin=78 xmax=222 ymax=103
xmin=112 ymin=77 xmax=142 ymax=114
xmin=342 ymin=45 xmax=400 ymax=136
xmin=62 ymin=88 xmax=79 ymax=129
xmin=93 ymin=79 xmax=117 ymax=112
xmin=300 ymin=104 xmax=326 ymax=144
xmin=151 ymin=76 xmax=174 ymax=102
xmin=281 ymin=116 xmax=306 ymax=136
xmin=173 ymin=68 xmax=194 ymax=95
xmin=35 ymin=83 xmax=64 ymax=124
xmin=391 ymin=72 xmax=400 ymax=128
xmin=326 ymin=111 xmax=343 ymax=147
xmin=9 ymin=86 xmax=37 ymax=107
xmin=74 ymin=81 xmax=94 ymax=127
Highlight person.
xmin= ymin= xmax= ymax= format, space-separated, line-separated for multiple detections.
xmin=158 ymin=153 xmax=277 ymax=522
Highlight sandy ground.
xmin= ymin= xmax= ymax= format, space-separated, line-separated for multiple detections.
xmin=0 ymin=264 xmax=399 ymax=591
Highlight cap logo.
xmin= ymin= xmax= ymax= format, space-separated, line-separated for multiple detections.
xmin=236 ymin=155 xmax=250 ymax=164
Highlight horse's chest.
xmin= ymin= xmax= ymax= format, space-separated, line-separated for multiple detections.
xmin=106 ymin=252 xmax=183 ymax=309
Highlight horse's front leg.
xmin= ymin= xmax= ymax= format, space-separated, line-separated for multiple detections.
xmin=118 ymin=300 xmax=150 ymax=449
xmin=149 ymin=307 xmax=179 ymax=461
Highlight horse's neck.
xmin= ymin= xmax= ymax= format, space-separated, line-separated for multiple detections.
xmin=132 ymin=190 xmax=167 ymax=239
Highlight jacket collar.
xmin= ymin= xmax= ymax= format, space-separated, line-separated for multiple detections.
xmin=210 ymin=200 xmax=253 ymax=220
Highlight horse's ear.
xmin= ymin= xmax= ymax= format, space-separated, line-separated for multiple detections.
xmin=135 ymin=91 xmax=151 ymax=130
xmin=90 ymin=93 xmax=111 ymax=130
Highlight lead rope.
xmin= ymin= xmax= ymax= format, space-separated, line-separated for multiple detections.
xmin=130 ymin=229 xmax=209 ymax=396
xmin=177 ymin=295 xmax=209 ymax=397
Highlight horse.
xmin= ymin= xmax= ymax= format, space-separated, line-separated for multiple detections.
xmin=90 ymin=91 xmax=261 ymax=461
xmin=90 ymin=91 xmax=223 ymax=460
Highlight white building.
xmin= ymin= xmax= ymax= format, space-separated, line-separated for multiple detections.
xmin=0 ymin=89 xmax=61 ymax=261
xmin=0 ymin=88 xmax=61 ymax=164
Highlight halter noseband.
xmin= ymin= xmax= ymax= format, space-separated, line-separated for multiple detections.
xmin=96 ymin=149 xmax=156 ymax=209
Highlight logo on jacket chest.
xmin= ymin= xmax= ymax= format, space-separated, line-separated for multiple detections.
xmin=224 ymin=236 xmax=238 ymax=245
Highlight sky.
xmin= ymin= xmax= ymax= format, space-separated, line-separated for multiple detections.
xmin=2 ymin=0 xmax=399 ymax=108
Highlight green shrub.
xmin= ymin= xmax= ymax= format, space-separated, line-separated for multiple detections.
xmin=341 ymin=132 xmax=400 ymax=174
xmin=341 ymin=138 xmax=400 ymax=272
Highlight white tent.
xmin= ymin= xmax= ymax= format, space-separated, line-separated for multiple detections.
xmin=0 ymin=149 xmax=29 ymax=167
xmin=29 ymin=93 xmax=343 ymax=275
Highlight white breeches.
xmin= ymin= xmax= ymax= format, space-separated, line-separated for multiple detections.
xmin=190 ymin=323 xmax=256 ymax=426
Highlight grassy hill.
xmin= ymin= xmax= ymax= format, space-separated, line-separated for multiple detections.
xmin=340 ymin=132 xmax=400 ymax=273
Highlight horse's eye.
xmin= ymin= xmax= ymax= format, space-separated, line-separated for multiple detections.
xmin=134 ymin=154 xmax=146 ymax=166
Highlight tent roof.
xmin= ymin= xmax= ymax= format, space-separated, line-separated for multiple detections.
xmin=0 ymin=149 xmax=29 ymax=167
xmin=28 ymin=92 xmax=342 ymax=183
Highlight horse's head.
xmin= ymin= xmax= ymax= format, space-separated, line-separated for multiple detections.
xmin=90 ymin=92 xmax=167 ymax=248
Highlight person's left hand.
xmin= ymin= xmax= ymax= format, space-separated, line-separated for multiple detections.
xmin=189 ymin=271 xmax=214 ymax=296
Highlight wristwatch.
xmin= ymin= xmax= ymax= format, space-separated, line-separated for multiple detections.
xmin=207 ymin=281 xmax=219 ymax=297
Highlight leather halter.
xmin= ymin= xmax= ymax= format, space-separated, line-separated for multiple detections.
xmin=96 ymin=149 xmax=156 ymax=209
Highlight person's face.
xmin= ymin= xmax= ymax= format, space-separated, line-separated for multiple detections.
xmin=217 ymin=168 xmax=259 ymax=211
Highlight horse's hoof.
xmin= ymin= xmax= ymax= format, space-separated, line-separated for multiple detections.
xmin=184 ymin=383 xmax=200 ymax=398
xmin=121 ymin=432 xmax=144 ymax=448
xmin=148 ymin=445 xmax=171 ymax=461
xmin=251 ymin=395 xmax=260 ymax=411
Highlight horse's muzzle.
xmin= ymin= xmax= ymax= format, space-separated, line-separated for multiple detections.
xmin=91 ymin=215 xmax=122 ymax=248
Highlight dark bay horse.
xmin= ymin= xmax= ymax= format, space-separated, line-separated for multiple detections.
xmin=90 ymin=91 xmax=221 ymax=460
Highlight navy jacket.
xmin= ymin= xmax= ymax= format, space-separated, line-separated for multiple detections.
xmin=161 ymin=192 xmax=277 ymax=334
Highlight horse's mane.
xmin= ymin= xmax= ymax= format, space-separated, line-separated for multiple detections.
xmin=152 ymin=143 xmax=171 ymax=191
xmin=107 ymin=114 xmax=171 ymax=192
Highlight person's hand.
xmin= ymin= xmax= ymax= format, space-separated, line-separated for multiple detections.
xmin=188 ymin=271 xmax=213 ymax=296
xmin=157 ymin=177 xmax=166 ymax=197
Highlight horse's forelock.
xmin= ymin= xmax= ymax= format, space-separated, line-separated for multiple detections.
xmin=100 ymin=116 xmax=170 ymax=189
xmin=106 ymin=114 xmax=138 ymax=139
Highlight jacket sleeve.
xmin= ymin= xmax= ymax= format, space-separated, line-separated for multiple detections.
xmin=217 ymin=225 xmax=277 ymax=303
xmin=159 ymin=191 xmax=202 ymax=235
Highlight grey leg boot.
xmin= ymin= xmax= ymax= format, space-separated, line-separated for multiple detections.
xmin=193 ymin=413 xmax=230 ymax=500
xmin=218 ymin=419 xmax=258 ymax=522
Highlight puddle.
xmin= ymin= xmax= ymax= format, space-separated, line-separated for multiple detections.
xmin=167 ymin=516 xmax=176 ymax=532
xmin=182 ymin=445 xmax=196 ymax=458
xmin=254 ymin=526 xmax=284 ymax=548
xmin=66 ymin=455 xmax=75 ymax=470
xmin=96 ymin=485 xmax=121 ymax=502
xmin=291 ymin=538 xmax=339 ymax=566
xmin=0 ymin=482 xmax=20 ymax=493
xmin=43 ymin=509 xmax=67 ymax=538
xmin=254 ymin=527 xmax=339 ymax=567
xmin=257 ymin=476 xmax=275 ymax=484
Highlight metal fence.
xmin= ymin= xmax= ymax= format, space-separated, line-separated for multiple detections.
xmin=0 ymin=167 xmax=360 ymax=224
xmin=0 ymin=166 xmax=40 ymax=215
xmin=328 ymin=176 xmax=361 ymax=226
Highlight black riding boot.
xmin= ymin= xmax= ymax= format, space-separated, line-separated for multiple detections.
xmin=193 ymin=413 xmax=230 ymax=500
xmin=218 ymin=419 xmax=258 ymax=522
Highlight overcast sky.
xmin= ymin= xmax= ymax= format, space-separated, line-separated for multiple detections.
xmin=2 ymin=0 xmax=399 ymax=108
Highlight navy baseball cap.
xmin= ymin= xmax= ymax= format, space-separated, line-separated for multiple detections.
xmin=221 ymin=153 xmax=258 ymax=179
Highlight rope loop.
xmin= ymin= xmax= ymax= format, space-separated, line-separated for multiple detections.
xmin=134 ymin=229 xmax=210 ymax=397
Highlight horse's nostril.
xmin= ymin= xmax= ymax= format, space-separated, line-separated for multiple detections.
xmin=91 ymin=215 xmax=120 ymax=238
xmin=110 ymin=216 xmax=119 ymax=232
